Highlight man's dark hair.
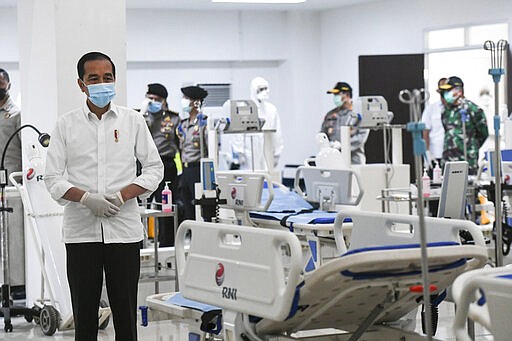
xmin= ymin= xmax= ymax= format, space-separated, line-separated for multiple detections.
xmin=0 ymin=68 xmax=10 ymax=83
xmin=77 ymin=52 xmax=116 ymax=80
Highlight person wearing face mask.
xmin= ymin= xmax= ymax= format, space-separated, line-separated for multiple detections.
xmin=229 ymin=77 xmax=284 ymax=171
xmin=0 ymin=68 xmax=25 ymax=299
xmin=321 ymin=82 xmax=369 ymax=165
xmin=439 ymin=76 xmax=489 ymax=175
xmin=176 ymin=85 xmax=208 ymax=221
xmin=421 ymin=77 xmax=448 ymax=170
xmin=45 ymin=52 xmax=163 ymax=341
xmin=141 ymin=83 xmax=180 ymax=246
xmin=0 ymin=68 xmax=21 ymax=179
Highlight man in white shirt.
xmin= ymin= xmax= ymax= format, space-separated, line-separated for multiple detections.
xmin=421 ymin=77 xmax=447 ymax=169
xmin=45 ymin=52 xmax=163 ymax=341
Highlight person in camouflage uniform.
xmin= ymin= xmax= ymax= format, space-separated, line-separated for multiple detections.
xmin=321 ymin=82 xmax=369 ymax=165
xmin=439 ymin=76 xmax=488 ymax=175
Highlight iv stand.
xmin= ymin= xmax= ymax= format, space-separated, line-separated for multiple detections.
xmin=484 ymin=39 xmax=508 ymax=267
xmin=400 ymin=88 xmax=432 ymax=341
xmin=0 ymin=124 xmax=50 ymax=332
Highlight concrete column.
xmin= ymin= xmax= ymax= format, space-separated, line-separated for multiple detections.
xmin=17 ymin=0 xmax=126 ymax=309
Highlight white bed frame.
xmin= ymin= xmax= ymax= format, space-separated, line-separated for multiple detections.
xmin=148 ymin=211 xmax=488 ymax=340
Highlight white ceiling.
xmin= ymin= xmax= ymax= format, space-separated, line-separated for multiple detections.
xmin=0 ymin=0 xmax=381 ymax=11
xmin=126 ymin=0 xmax=380 ymax=10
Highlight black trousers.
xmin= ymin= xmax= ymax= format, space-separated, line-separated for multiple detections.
xmin=66 ymin=242 xmax=140 ymax=341
xmin=147 ymin=158 xmax=179 ymax=246
xmin=180 ymin=165 xmax=200 ymax=221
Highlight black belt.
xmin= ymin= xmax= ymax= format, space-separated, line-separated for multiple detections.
xmin=161 ymin=155 xmax=176 ymax=162
xmin=183 ymin=161 xmax=200 ymax=168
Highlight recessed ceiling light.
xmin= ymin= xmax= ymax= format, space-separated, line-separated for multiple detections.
xmin=212 ymin=0 xmax=306 ymax=3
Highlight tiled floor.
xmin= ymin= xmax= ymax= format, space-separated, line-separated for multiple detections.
xmin=0 ymin=294 xmax=497 ymax=340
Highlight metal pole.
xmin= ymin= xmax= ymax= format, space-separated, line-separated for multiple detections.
xmin=414 ymin=154 xmax=432 ymax=340
xmin=401 ymin=89 xmax=432 ymax=340
xmin=493 ymin=80 xmax=504 ymax=266
xmin=462 ymin=120 xmax=468 ymax=163
xmin=1 ymin=187 xmax=10 ymax=289
xmin=383 ymin=125 xmax=390 ymax=212
xmin=484 ymin=39 xmax=508 ymax=267
xmin=1 ymin=186 xmax=11 ymax=326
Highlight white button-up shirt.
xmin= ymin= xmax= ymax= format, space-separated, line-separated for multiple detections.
xmin=421 ymin=101 xmax=445 ymax=159
xmin=45 ymin=102 xmax=163 ymax=244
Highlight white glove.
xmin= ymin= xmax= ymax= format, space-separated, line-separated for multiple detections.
xmin=105 ymin=191 xmax=125 ymax=208
xmin=140 ymin=98 xmax=150 ymax=116
xmin=80 ymin=192 xmax=120 ymax=217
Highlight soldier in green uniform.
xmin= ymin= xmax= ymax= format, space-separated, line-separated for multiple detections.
xmin=439 ymin=76 xmax=489 ymax=175
xmin=143 ymin=83 xmax=180 ymax=246
xmin=177 ymin=85 xmax=208 ymax=221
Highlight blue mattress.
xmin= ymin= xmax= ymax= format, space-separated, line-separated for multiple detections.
xmin=250 ymin=210 xmax=339 ymax=225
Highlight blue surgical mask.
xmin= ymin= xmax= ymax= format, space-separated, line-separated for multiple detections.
xmin=333 ymin=94 xmax=344 ymax=107
xmin=181 ymin=98 xmax=191 ymax=114
xmin=85 ymin=82 xmax=116 ymax=108
xmin=443 ymin=90 xmax=456 ymax=104
xmin=148 ymin=101 xmax=163 ymax=113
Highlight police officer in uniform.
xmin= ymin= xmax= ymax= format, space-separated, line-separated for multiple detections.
xmin=177 ymin=85 xmax=208 ymax=221
xmin=0 ymin=68 xmax=21 ymax=178
xmin=143 ymin=83 xmax=180 ymax=246
xmin=321 ymin=82 xmax=369 ymax=165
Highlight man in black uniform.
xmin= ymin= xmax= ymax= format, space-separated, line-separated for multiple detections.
xmin=177 ymin=85 xmax=208 ymax=221
xmin=143 ymin=83 xmax=180 ymax=246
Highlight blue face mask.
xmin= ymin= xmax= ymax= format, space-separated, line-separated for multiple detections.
xmin=333 ymin=94 xmax=344 ymax=107
xmin=443 ymin=90 xmax=456 ymax=104
xmin=148 ymin=101 xmax=163 ymax=114
xmin=181 ymin=98 xmax=192 ymax=114
xmin=85 ymin=82 xmax=116 ymax=108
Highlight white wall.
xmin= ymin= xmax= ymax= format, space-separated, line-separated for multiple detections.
xmin=4 ymin=1 xmax=512 ymax=168
xmin=0 ymin=7 xmax=20 ymax=102
xmin=126 ymin=9 xmax=322 ymax=167
xmin=319 ymin=0 xmax=512 ymax=115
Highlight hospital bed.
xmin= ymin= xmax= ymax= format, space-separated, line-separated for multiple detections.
xmin=452 ymin=265 xmax=512 ymax=341
xmin=147 ymin=209 xmax=488 ymax=340
xmin=247 ymin=167 xmax=362 ymax=270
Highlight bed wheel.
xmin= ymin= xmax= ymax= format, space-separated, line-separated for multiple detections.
xmin=40 ymin=305 xmax=59 ymax=336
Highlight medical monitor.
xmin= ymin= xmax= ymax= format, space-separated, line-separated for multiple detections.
xmin=295 ymin=167 xmax=363 ymax=210
xmin=216 ymin=171 xmax=270 ymax=212
xmin=200 ymin=158 xmax=216 ymax=192
xmin=227 ymin=100 xmax=262 ymax=131
xmin=438 ymin=161 xmax=468 ymax=219
xmin=352 ymin=96 xmax=393 ymax=128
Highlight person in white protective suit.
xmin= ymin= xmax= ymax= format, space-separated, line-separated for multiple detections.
xmin=229 ymin=76 xmax=284 ymax=171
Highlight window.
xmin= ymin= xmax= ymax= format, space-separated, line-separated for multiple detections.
xmin=424 ymin=22 xmax=508 ymax=128
xmin=468 ymin=23 xmax=508 ymax=46
xmin=197 ymin=83 xmax=231 ymax=108
xmin=427 ymin=28 xmax=464 ymax=50
xmin=426 ymin=22 xmax=508 ymax=51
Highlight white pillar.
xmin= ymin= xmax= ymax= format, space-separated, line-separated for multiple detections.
xmin=18 ymin=0 xmax=126 ymax=309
